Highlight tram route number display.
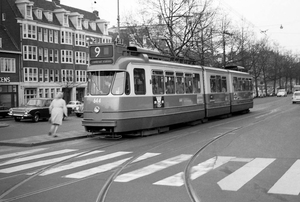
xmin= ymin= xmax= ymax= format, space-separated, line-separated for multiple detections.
xmin=90 ymin=45 xmax=113 ymax=58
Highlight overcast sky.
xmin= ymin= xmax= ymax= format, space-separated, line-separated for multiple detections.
xmin=60 ymin=0 xmax=300 ymax=54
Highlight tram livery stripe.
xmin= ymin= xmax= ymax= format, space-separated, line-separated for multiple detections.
xmin=63 ymin=153 xmax=160 ymax=179
xmin=0 ymin=152 xmax=87 ymax=173
xmin=154 ymin=156 xmax=235 ymax=186
xmin=114 ymin=154 xmax=192 ymax=182
xmin=38 ymin=151 xmax=131 ymax=176
xmin=268 ymin=159 xmax=300 ymax=195
xmin=217 ymin=158 xmax=275 ymax=191
xmin=0 ymin=148 xmax=46 ymax=160
xmin=0 ymin=149 xmax=76 ymax=167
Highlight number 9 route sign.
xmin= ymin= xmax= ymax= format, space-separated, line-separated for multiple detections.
xmin=89 ymin=45 xmax=113 ymax=58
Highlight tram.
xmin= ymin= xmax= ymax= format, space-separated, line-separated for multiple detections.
xmin=82 ymin=43 xmax=253 ymax=136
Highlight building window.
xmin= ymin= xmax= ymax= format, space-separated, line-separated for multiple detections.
xmin=63 ymin=14 xmax=69 ymax=26
xmin=75 ymin=70 xmax=87 ymax=83
xmin=38 ymin=27 xmax=42 ymax=41
xmin=23 ymin=45 xmax=37 ymax=61
xmin=75 ymin=51 xmax=86 ymax=64
xmin=61 ymin=31 xmax=72 ymax=44
xmin=38 ymin=48 xmax=43 ymax=62
xmin=44 ymin=69 xmax=49 ymax=82
xmin=37 ymin=9 xmax=42 ymax=19
xmin=0 ymin=38 xmax=2 ymax=48
xmin=50 ymin=69 xmax=54 ymax=82
xmin=54 ymin=49 xmax=59 ymax=63
xmin=55 ymin=70 xmax=59 ymax=82
xmin=77 ymin=18 xmax=82 ymax=29
xmin=61 ymin=50 xmax=73 ymax=63
xmin=75 ymin=33 xmax=85 ymax=46
xmin=39 ymin=68 xmax=43 ymax=82
xmin=24 ymin=67 xmax=38 ymax=82
xmin=61 ymin=69 xmax=73 ymax=82
xmin=23 ymin=24 xmax=37 ymax=39
xmin=44 ymin=28 xmax=48 ymax=42
xmin=24 ymin=89 xmax=37 ymax=103
xmin=26 ymin=5 xmax=32 ymax=19
xmin=54 ymin=30 xmax=58 ymax=43
xmin=48 ymin=12 xmax=53 ymax=22
xmin=49 ymin=30 xmax=53 ymax=43
xmin=49 ymin=49 xmax=54 ymax=63
xmin=44 ymin=48 xmax=48 ymax=62
xmin=0 ymin=58 xmax=16 ymax=73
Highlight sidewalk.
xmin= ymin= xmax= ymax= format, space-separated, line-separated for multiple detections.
xmin=0 ymin=129 xmax=90 ymax=147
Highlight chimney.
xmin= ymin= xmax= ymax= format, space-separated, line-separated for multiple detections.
xmin=52 ymin=0 xmax=60 ymax=5
xmin=93 ymin=10 xmax=99 ymax=17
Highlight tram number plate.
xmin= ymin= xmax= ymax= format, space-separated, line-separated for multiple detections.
xmin=93 ymin=98 xmax=101 ymax=103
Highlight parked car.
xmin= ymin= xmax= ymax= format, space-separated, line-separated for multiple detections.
xmin=277 ymin=89 xmax=287 ymax=97
xmin=292 ymin=91 xmax=300 ymax=104
xmin=66 ymin=101 xmax=83 ymax=112
xmin=8 ymin=98 xmax=53 ymax=122
xmin=0 ymin=106 xmax=10 ymax=118
xmin=74 ymin=103 xmax=84 ymax=117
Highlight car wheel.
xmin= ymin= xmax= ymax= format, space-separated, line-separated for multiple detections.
xmin=14 ymin=117 xmax=21 ymax=122
xmin=33 ymin=114 xmax=40 ymax=122
xmin=76 ymin=113 xmax=82 ymax=117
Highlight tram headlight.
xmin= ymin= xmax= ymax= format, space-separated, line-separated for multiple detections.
xmin=94 ymin=106 xmax=101 ymax=113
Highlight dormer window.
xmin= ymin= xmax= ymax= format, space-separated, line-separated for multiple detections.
xmin=63 ymin=15 xmax=68 ymax=26
xmin=83 ymin=20 xmax=88 ymax=29
xmin=48 ymin=12 xmax=53 ymax=22
xmin=26 ymin=5 xmax=32 ymax=19
xmin=37 ymin=9 xmax=42 ymax=19
xmin=77 ymin=18 xmax=82 ymax=29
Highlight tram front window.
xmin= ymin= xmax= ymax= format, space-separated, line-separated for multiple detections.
xmin=88 ymin=71 xmax=128 ymax=95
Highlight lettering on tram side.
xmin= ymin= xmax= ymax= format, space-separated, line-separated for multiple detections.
xmin=93 ymin=98 xmax=101 ymax=104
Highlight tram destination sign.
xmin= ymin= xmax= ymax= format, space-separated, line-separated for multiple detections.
xmin=90 ymin=59 xmax=113 ymax=65
xmin=90 ymin=45 xmax=113 ymax=58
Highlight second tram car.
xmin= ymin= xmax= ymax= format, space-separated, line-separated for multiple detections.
xmin=82 ymin=43 xmax=253 ymax=136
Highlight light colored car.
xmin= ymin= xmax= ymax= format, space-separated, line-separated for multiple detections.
xmin=292 ymin=91 xmax=300 ymax=104
xmin=66 ymin=101 xmax=83 ymax=111
xmin=74 ymin=103 xmax=84 ymax=117
xmin=277 ymin=89 xmax=287 ymax=97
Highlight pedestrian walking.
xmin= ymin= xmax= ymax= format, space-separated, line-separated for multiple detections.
xmin=48 ymin=92 xmax=68 ymax=137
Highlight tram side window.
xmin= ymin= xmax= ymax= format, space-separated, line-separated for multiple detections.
xmin=222 ymin=76 xmax=227 ymax=92
xmin=165 ymin=71 xmax=175 ymax=94
xmin=134 ymin=68 xmax=145 ymax=95
xmin=152 ymin=70 xmax=164 ymax=94
xmin=176 ymin=72 xmax=184 ymax=94
xmin=216 ymin=75 xmax=222 ymax=92
xmin=210 ymin=75 xmax=216 ymax=92
xmin=193 ymin=73 xmax=201 ymax=93
xmin=185 ymin=73 xmax=193 ymax=93
xmin=233 ymin=77 xmax=238 ymax=91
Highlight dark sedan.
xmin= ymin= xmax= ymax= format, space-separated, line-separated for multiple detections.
xmin=0 ymin=106 xmax=10 ymax=118
xmin=8 ymin=98 xmax=53 ymax=122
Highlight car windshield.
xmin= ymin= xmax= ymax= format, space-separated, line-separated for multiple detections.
xmin=27 ymin=99 xmax=44 ymax=107
xmin=295 ymin=92 xmax=300 ymax=96
xmin=68 ymin=101 xmax=76 ymax=105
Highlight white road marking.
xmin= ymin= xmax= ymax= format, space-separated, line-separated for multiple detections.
xmin=154 ymin=156 xmax=235 ymax=186
xmin=0 ymin=148 xmax=46 ymax=160
xmin=38 ymin=151 xmax=131 ymax=176
xmin=114 ymin=154 xmax=192 ymax=182
xmin=268 ymin=159 xmax=300 ymax=195
xmin=217 ymin=158 xmax=275 ymax=191
xmin=0 ymin=149 xmax=76 ymax=167
xmin=63 ymin=153 xmax=160 ymax=179
xmin=0 ymin=152 xmax=87 ymax=173
xmin=65 ymin=158 xmax=132 ymax=179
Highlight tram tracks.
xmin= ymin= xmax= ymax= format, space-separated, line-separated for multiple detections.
xmin=0 ymin=105 xmax=294 ymax=202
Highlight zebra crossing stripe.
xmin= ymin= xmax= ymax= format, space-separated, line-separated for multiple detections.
xmin=268 ymin=159 xmax=300 ymax=195
xmin=0 ymin=152 xmax=87 ymax=173
xmin=0 ymin=149 xmax=76 ymax=167
xmin=63 ymin=153 xmax=160 ymax=179
xmin=217 ymin=158 xmax=275 ymax=191
xmin=0 ymin=148 xmax=46 ymax=160
xmin=114 ymin=154 xmax=192 ymax=183
xmin=65 ymin=158 xmax=132 ymax=179
xmin=154 ymin=156 xmax=235 ymax=186
xmin=38 ymin=151 xmax=131 ymax=176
